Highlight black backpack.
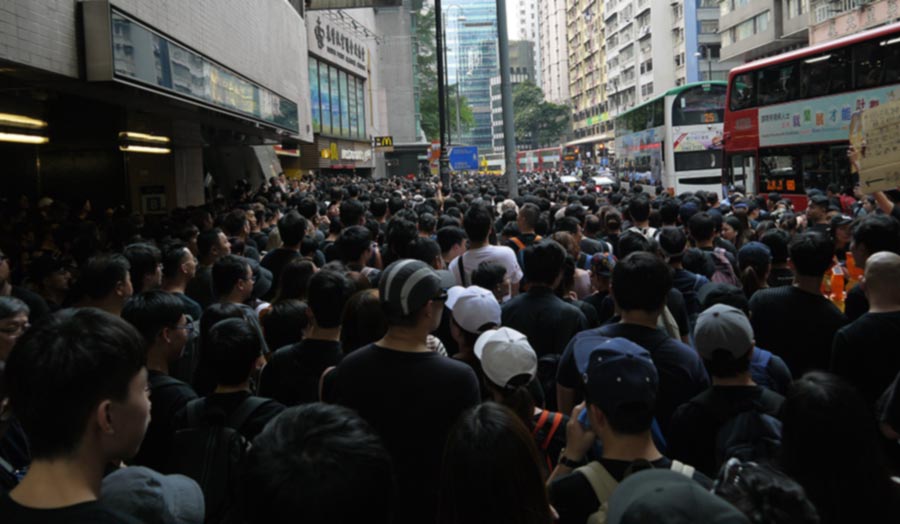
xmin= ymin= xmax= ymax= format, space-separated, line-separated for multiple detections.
xmin=693 ymin=388 xmax=783 ymax=469
xmin=165 ymin=396 xmax=270 ymax=524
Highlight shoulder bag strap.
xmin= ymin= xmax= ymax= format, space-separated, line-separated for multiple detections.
xmin=532 ymin=410 xmax=550 ymax=436
xmin=185 ymin=398 xmax=206 ymax=428
xmin=541 ymin=412 xmax=565 ymax=450
xmin=575 ymin=462 xmax=619 ymax=505
xmin=670 ymin=460 xmax=696 ymax=478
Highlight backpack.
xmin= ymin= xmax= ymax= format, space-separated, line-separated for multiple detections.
xmin=166 ymin=396 xmax=271 ymax=524
xmin=511 ymin=235 xmax=542 ymax=272
xmin=577 ymin=460 xmax=696 ymax=524
xmin=537 ymin=353 xmax=562 ymax=411
xmin=708 ymin=247 xmax=741 ymax=286
xmin=626 ymin=226 xmax=659 ymax=240
xmin=532 ymin=410 xmax=565 ymax=471
xmin=714 ymin=395 xmax=783 ymax=467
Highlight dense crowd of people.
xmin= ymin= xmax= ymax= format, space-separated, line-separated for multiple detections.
xmin=1 ymin=170 xmax=899 ymax=523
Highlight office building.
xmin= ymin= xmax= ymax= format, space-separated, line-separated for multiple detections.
xmin=538 ymin=0 xmax=570 ymax=103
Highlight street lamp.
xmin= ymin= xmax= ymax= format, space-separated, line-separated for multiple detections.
xmin=695 ymin=46 xmax=713 ymax=81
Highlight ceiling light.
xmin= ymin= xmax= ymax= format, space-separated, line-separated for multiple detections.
xmin=119 ymin=144 xmax=171 ymax=154
xmin=0 ymin=132 xmax=49 ymax=144
xmin=0 ymin=113 xmax=48 ymax=129
xmin=118 ymin=131 xmax=170 ymax=143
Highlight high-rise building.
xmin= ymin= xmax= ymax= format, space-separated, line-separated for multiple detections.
xmin=604 ymin=0 xmax=679 ymax=118
xmin=808 ymin=0 xmax=897 ymax=45
xmin=718 ymin=0 xmax=808 ymax=63
xmin=444 ymin=0 xmax=500 ymax=152
xmin=511 ymin=0 xmax=542 ymax=85
xmin=672 ymin=0 xmax=742 ymax=84
xmin=566 ymin=0 xmax=612 ymax=161
xmin=538 ymin=0 xmax=570 ymax=104
xmin=490 ymin=40 xmax=536 ymax=152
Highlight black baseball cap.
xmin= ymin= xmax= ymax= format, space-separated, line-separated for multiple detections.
xmin=379 ymin=259 xmax=455 ymax=317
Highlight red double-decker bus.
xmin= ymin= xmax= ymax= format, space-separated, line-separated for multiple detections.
xmin=722 ymin=21 xmax=900 ymax=209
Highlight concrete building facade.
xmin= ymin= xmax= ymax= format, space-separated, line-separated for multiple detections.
xmin=490 ymin=40 xmax=536 ymax=152
xmin=718 ymin=0 xmax=809 ymax=63
xmin=538 ymin=0 xmax=570 ymax=104
xmin=567 ymin=0 xmax=611 ymax=154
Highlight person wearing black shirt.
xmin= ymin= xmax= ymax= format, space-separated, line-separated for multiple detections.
xmin=259 ymin=270 xmax=355 ymax=405
xmin=831 ymin=252 xmax=900 ymax=407
xmin=668 ymin=305 xmax=785 ymax=477
xmin=750 ymin=232 xmax=847 ymax=377
xmin=260 ymin=211 xmax=306 ymax=301
xmin=501 ymin=240 xmax=588 ymax=358
xmin=186 ymin=228 xmax=231 ymax=309
xmin=173 ymin=318 xmax=284 ymax=441
xmin=333 ymin=260 xmax=479 ymax=524
xmin=161 ymin=245 xmax=203 ymax=321
xmin=845 ymin=214 xmax=900 ymax=321
xmin=760 ymin=229 xmax=794 ymax=288
xmin=121 ymin=291 xmax=198 ymax=472
xmin=556 ymin=253 xmax=709 ymax=432
xmin=1 ymin=309 xmax=147 ymax=523
xmin=548 ymin=338 xmax=709 ymax=524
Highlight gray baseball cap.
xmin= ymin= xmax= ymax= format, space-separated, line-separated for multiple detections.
xmin=379 ymin=259 xmax=455 ymax=317
xmin=694 ymin=304 xmax=754 ymax=360
xmin=101 ymin=466 xmax=204 ymax=524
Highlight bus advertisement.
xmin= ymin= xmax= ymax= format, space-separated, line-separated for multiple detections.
xmin=614 ymin=81 xmax=727 ymax=195
xmin=723 ymin=21 xmax=900 ymax=208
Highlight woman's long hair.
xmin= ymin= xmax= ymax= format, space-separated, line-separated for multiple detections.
xmin=438 ymin=403 xmax=553 ymax=524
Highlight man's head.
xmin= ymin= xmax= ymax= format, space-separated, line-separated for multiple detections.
xmin=463 ymin=204 xmax=493 ymax=243
xmin=583 ymin=338 xmax=659 ymax=435
xmin=517 ymin=203 xmax=540 ymax=233
xmin=628 ymin=195 xmax=651 ymax=224
xmin=694 ymin=304 xmax=754 ymax=378
xmin=851 ymin=214 xmax=900 ymax=267
xmin=197 ymin=228 xmax=231 ymax=263
xmin=611 ymin=252 xmax=672 ymax=314
xmin=471 ymin=261 xmax=509 ymax=303
xmin=378 ymin=259 xmax=454 ymax=331
xmin=340 ymin=198 xmax=366 ymax=228
xmin=474 ymin=327 xmax=537 ymax=390
xmin=121 ymin=291 xmax=192 ymax=363
xmin=861 ymin=251 xmax=900 ymax=307
xmin=806 ymin=194 xmax=830 ymax=222
xmin=788 ymin=232 xmax=835 ymax=278
xmin=522 ymin=240 xmax=567 ymax=287
xmin=222 ymin=209 xmax=250 ymax=238
xmin=5 ymin=308 xmax=149 ymax=462
xmin=306 ymin=270 xmax=356 ymax=329
xmin=80 ymin=254 xmax=134 ymax=304
xmin=124 ymin=243 xmax=162 ymax=294
xmin=688 ymin=212 xmax=717 ymax=244
xmin=760 ymin=228 xmax=791 ymax=265
xmin=437 ymin=226 xmax=467 ymax=261
xmin=206 ymin=318 xmax=264 ymax=387
xmin=657 ymin=226 xmax=687 ymax=263
xmin=336 ymin=226 xmax=373 ymax=266
xmin=242 ymin=403 xmax=394 ymax=524
xmin=212 ymin=254 xmax=253 ymax=302
xmin=278 ymin=211 xmax=308 ymax=248
xmin=162 ymin=244 xmax=197 ymax=283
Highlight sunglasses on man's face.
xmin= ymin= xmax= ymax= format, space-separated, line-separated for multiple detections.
xmin=433 ymin=290 xmax=449 ymax=302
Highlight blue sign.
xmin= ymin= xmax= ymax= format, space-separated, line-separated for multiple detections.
xmin=449 ymin=146 xmax=478 ymax=170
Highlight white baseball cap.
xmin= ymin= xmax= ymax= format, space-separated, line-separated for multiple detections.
xmin=446 ymin=285 xmax=501 ymax=334
xmin=474 ymin=327 xmax=537 ymax=389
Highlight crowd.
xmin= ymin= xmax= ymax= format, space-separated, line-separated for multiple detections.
xmin=1 ymin=170 xmax=899 ymax=524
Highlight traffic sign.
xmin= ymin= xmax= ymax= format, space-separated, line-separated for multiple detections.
xmin=449 ymin=146 xmax=478 ymax=170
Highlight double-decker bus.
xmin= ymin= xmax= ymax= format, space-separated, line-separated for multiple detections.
xmin=723 ymin=21 xmax=900 ymax=208
xmin=516 ymin=147 xmax=562 ymax=173
xmin=614 ymin=81 xmax=727 ymax=195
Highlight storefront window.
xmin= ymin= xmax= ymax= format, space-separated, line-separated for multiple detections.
xmin=309 ymin=58 xmax=321 ymax=133
xmin=348 ymin=76 xmax=359 ymax=138
xmin=330 ymin=66 xmax=341 ymax=137
xmin=340 ymin=71 xmax=350 ymax=138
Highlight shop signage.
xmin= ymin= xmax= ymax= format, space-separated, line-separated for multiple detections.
xmin=309 ymin=13 xmax=368 ymax=77
xmin=341 ymin=148 xmax=372 ymax=162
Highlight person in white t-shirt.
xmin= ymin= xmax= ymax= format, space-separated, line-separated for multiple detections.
xmin=448 ymin=204 xmax=523 ymax=300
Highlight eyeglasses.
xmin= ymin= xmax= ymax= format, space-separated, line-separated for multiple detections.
xmin=432 ymin=290 xmax=449 ymax=302
xmin=0 ymin=322 xmax=30 ymax=337
xmin=172 ymin=319 xmax=195 ymax=335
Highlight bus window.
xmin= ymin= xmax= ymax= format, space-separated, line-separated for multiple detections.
xmin=881 ymin=38 xmax=900 ymax=85
xmin=729 ymin=72 xmax=756 ymax=110
xmin=854 ymin=39 xmax=884 ymax=89
xmin=672 ymin=84 xmax=727 ymax=125
xmin=800 ymin=50 xmax=849 ymax=98
xmin=675 ymin=150 xmax=723 ymax=171
xmin=726 ymin=153 xmax=756 ymax=195
xmin=758 ymin=63 xmax=797 ymax=105
xmin=759 ymin=152 xmax=802 ymax=194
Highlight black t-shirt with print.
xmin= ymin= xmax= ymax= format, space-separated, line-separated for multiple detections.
xmin=258 ymin=339 xmax=344 ymax=406
xmin=0 ymin=494 xmax=142 ymax=524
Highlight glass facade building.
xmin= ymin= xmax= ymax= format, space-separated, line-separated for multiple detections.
xmin=308 ymin=56 xmax=367 ymax=140
xmin=445 ymin=0 xmax=499 ymax=152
